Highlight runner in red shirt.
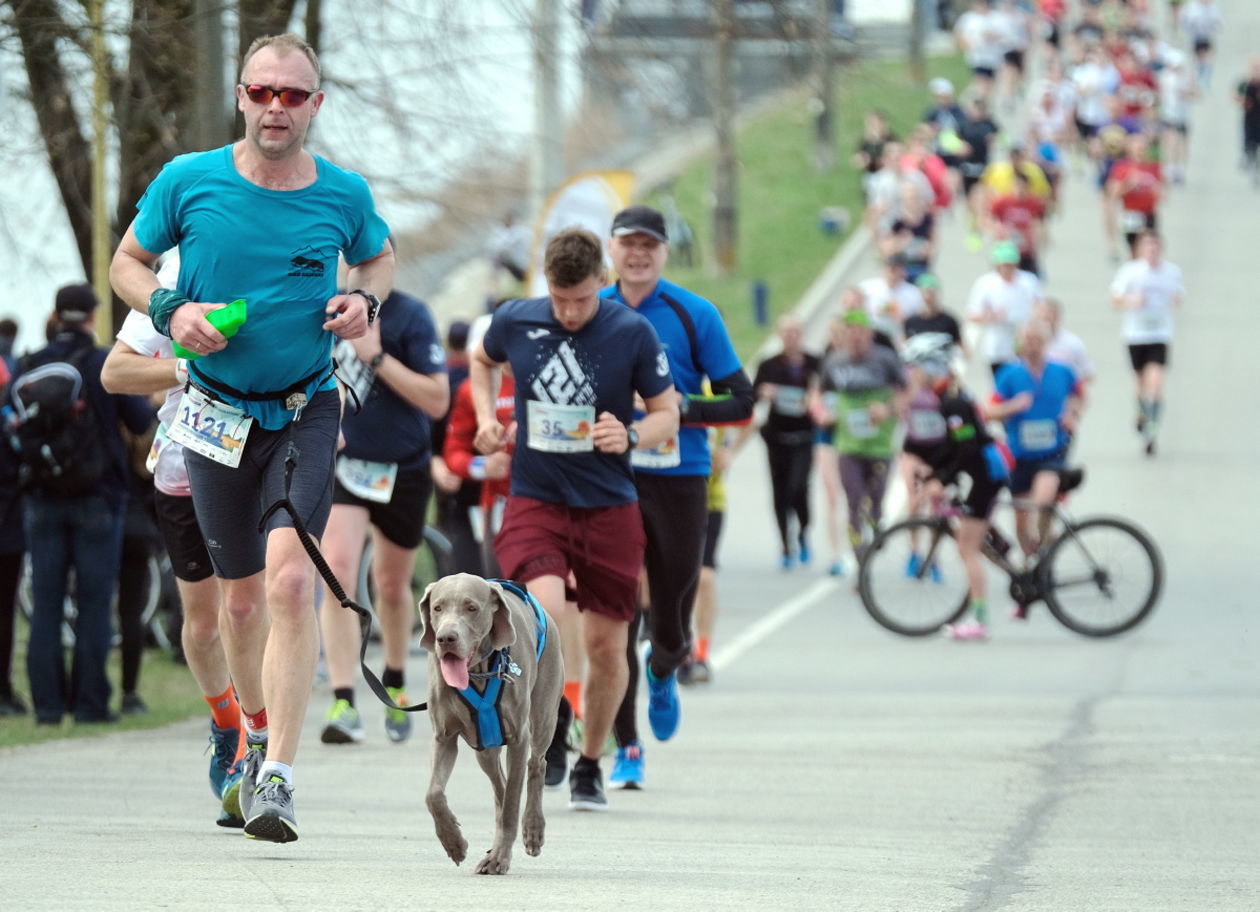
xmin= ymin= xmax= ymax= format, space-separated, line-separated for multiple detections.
xmin=1116 ymin=52 xmax=1158 ymax=122
xmin=1105 ymin=133 xmax=1164 ymax=258
xmin=988 ymin=170 xmax=1047 ymax=276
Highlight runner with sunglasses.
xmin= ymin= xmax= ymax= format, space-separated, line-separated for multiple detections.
xmin=110 ymin=33 xmax=393 ymax=843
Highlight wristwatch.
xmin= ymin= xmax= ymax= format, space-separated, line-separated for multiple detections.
xmin=624 ymin=425 xmax=639 ymax=454
xmin=351 ymin=289 xmax=382 ymax=325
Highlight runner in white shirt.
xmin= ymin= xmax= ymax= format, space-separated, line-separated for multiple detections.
xmin=954 ymin=0 xmax=1006 ymax=102
xmin=99 ymin=253 xmax=246 ymax=828
xmin=1182 ymin=0 xmax=1224 ymax=89
xmin=1109 ymin=231 xmax=1184 ymax=456
xmin=1037 ymin=298 xmax=1094 ymax=387
xmin=858 ymin=255 xmax=925 ymax=349
xmin=1158 ymin=51 xmax=1198 ymax=185
xmin=965 ymin=240 xmax=1044 ymax=379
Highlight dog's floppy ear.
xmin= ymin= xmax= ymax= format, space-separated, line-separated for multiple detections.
xmin=417 ymin=581 xmax=439 ymax=650
xmin=484 ymin=581 xmax=518 ymax=652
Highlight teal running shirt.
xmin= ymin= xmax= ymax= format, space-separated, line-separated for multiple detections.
xmin=132 ymin=145 xmax=390 ymax=429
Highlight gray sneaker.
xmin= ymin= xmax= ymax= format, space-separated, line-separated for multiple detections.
xmin=237 ymin=744 xmax=266 ymax=822
xmin=320 ymin=699 xmax=364 ymax=744
xmin=384 ymin=687 xmax=413 ymax=744
xmin=243 ymin=775 xmax=298 ymax=843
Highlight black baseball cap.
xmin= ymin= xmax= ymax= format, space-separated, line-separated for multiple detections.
xmin=611 ymin=205 xmax=669 ymax=244
xmin=54 ymin=282 xmax=99 ymax=322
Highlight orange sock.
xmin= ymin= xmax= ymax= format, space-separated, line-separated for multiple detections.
xmin=206 ymin=685 xmax=240 ymax=732
xmin=695 ymin=638 xmax=710 ymax=662
xmin=563 ymin=680 xmax=583 ymax=719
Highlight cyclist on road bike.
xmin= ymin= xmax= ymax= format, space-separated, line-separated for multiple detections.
xmin=900 ymin=333 xmax=1011 ymax=642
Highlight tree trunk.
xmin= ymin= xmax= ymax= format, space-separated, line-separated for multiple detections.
xmin=8 ymin=0 xmax=95 ymax=281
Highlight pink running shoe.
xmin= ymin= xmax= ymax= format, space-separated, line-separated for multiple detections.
xmin=945 ymin=620 xmax=989 ymax=641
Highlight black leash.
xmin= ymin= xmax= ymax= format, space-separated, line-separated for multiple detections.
xmin=259 ymin=439 xmax=428 ymax=714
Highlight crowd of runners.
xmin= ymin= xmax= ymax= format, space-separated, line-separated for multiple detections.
xmin=0 ymin=0 xmax=1249 ymax=847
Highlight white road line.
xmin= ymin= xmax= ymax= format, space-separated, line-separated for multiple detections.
xmin=710 ymin=578 xmax=841 ymax=672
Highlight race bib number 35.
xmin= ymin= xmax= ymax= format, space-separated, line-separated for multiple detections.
xmin=526 ymin=401 xmax=595 ymax=453
xmin=166 ymin=387 xmax=252 ymax=467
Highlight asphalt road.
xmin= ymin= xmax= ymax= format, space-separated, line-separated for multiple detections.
xmin=2 ymin=8 xmax=1258 ymax=911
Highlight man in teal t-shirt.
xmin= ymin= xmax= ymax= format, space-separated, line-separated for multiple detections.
xmin=109 ymin=32 xmax=393 ymax=844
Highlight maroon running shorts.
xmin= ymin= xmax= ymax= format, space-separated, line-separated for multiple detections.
xmin=493 ymin=496 xmax=645 ymax=622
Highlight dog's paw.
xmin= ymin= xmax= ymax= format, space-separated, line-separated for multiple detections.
xmin=437 ymin=826 xmax=468 ymax=865
xmin=522 ymin=814 xmax=545 ymax=856
xmin=475 ymin=849 xmax=511 ymax=875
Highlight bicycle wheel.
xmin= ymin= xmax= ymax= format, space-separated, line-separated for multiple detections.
xmin=858 ymin=518 xmax=970 ymax=636
xmin=1042 ymin=516 xmax=1163 ymax=637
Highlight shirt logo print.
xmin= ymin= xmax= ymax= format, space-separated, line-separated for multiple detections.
xmin=532 ymin=340 xmax=595 ymax=406
xmin=288 ymin=244 xmax=327 ymax=277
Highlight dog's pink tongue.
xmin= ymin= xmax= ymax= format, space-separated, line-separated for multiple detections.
xmin=440 ymin=655 xmax=470 ymax=690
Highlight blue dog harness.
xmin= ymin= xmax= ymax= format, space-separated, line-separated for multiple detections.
xmin=454 ymin=579 xmax=548 ymax=751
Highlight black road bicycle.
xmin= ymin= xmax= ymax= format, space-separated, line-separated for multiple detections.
xmin=857 ymin=468 xmax=1164 ymax=638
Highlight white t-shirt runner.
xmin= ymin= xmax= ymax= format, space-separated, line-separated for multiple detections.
xmin=116 ymin=309 xmax=189 ymax=496
xmin=966 ymin=269 xmax=1044 ymax=364
xmin=1110 ymin=258 xmax=1185 ymax=344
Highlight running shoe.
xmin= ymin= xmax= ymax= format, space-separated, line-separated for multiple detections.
xmin=644 ymin=652 xmax=680 ymax=742
xmin=244 ymin=775 xmax=298 ymax=843
xmin=905 ymin=552 xmax=924 ymax=579
xmin=237 ymin=743 xmax=266 ymax=822
xmin=828 ymin=559 xmax=845 ymax=577
xmin=218 ymin=758 xmax=245 ymax=826
xmin=383 ymin=687 xmax=413 ymax=744
xmin=320 ymin=698 xmax=364 ymax=744
xmin=687 ymin=659 xmax=712 ymax=685
xmin=928 ymin=561 xmax=944 ymax=584
xmin=208 ymin=720 xmax=240 ymax=799
xmin=120 ymin=692 xmax=147 ymax=715
xmin=1011 ymin=603 xmax=1030 ymax=621
xmin=965 ymin=232 xmax=983 ymax=252
xmin=798 ymin=538 xmax=812 ymax=565
xmin=945 ymin=620 xmax=989 ymax=641
xmin=676 ymin=657 xmax=694 ymax=686
xmin=0 ymin=694 xmax=27 ymax=716
xmin=569 ymin=762 xmax=608 ymax=812
xmin=609 ymin=741 xmax=645 ymax=790
xmin=779 ymin=552 xmax=793 ymax=571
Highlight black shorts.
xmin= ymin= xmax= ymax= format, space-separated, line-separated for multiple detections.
xmin=1046 ymin=23 xmax=1061 ymax=48
xmin=154 ymin=491 xmax=213 ymax=583
xmin=332 ymin=461 xmax=433 ymax=550
xmin=1018 ymin=251 xmax=1040 ymax=276
xmin=1075 ymin=118 xmax=1100 ymax=140
xmin=184 ymin=389 xmax=339 ymax=580
xmin=1004 ymin=49 xmax=1026 ymax=73
xmin=1010 ymin=450 xmax=1068 ymax=496
xmin=972 ymin=65 xmax=996 ymax=80
xmin=1193 ymin=38 xmax=1212 ymax=55
xmin=701 ymin=510 xmax=724 ymax=570
xmin=961 ymin=473 xmax=1005 ymax=520
xmin=1123 ymin=211 xmax=1158 ymax=249
xmin=962 ymin=173 xmax=983 ymax=197
xmin=1128 ymin=342 xmax=1169 ymax=371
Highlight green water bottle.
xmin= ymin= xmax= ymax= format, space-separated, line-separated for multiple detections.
xmin=172 ymin=298 xmax=247 ymax=359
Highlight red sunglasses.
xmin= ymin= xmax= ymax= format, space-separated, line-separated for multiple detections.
xmin=242 ymin=84 xmax=315 ymax=107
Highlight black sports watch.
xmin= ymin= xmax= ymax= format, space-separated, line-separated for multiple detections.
xmin=351 ymin=289 xmax=382 ymax=325
xmin=624 ymin=425 xmax=639 ymax=454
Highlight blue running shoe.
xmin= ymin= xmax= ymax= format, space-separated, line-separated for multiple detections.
xmin=929 ymin=561 xmax=943 ymax=584
xmin=798 ymin=538 xmax=812 ymax=565
xmin=208 ymin=720 xmax=240 ymax=799
xmin=779 ymin=553 xmax=793 ymax=571
xmin=828 ymin=560 xmax=845 ymax=577
xmin=609 ymin=740 xmax=645 ymax=790
xmin=905 ymin=552 xmax=924 ymax=579
xmin=644 ymin=652 xmax=680 ymax=742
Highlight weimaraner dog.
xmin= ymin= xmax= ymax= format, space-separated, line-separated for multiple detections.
xmin=418 ymin=573 xmax=564 ymax=875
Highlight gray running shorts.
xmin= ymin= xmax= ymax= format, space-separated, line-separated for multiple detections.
xmin=183 ymin=389 xmax=339 ymax=579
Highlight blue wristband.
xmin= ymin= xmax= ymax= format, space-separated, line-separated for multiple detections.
xmin=148 ymin=288 xmax=190 ymax=338
xmin=470 ymin=456 xmax=487 ymax=481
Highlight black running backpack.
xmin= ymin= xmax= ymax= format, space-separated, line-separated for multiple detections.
xmin=6 ymin=346 xmax=108 ymax=497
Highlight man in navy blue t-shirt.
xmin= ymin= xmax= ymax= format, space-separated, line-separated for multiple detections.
xmin=318 ymin=289 xmax=448 ymax=747
xmin=470 ymin=228 xmax=678 ymax=811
